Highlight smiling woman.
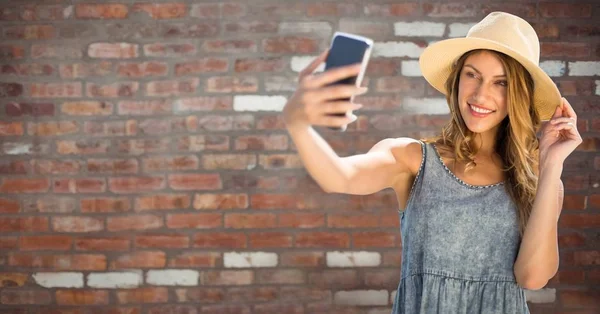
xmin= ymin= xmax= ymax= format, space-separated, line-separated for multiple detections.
xmin=283 ymin=11 xmax=583 ymax=314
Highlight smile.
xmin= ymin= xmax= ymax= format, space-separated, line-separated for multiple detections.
xmin=469 ymin=103 xmax=495 ymax=115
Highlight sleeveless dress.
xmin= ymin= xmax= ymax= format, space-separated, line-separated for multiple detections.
xmin=392 ymin=142 xmax=530 ymax=314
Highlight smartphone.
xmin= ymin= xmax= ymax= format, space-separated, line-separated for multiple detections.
xmin=324 ymin=32 xmax=373 ymax=131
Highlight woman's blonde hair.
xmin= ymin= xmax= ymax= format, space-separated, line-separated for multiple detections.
xmin=426 ymin=49 xmax=540 ymax=236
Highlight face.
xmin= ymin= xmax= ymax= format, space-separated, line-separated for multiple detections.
xmin=457 ymin=51 xmax=508 ymax=135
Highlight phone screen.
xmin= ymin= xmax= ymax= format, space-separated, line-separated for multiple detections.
xmin=324 ymin=34 xmax=371 ymax=88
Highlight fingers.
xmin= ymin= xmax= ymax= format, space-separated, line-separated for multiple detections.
xmin=551 ymin=102 xmax=563 ymax=119
xmin=314 ymin=112 xmax=357 ymax=127
xmin=298 ymin=50 xmax=329 ymax=81
xmin=550 ymin=117 xmax=576 ymax=125
xmin=310 ymin=85 xmax=368 ymax=103
xmin=303 ymin=63 xmax=363 ymax=89
xmin=319 ymin=101 xmax=363 ymax=115
xmin=560 ymin=97 xmax=578 ymax=119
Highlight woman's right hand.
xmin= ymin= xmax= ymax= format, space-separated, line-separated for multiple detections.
xmin=282 ymin=50 xmax=368 ymax=130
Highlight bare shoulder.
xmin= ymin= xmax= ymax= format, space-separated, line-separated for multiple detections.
xmin=368 ymin=137 xmax=423 ymax=176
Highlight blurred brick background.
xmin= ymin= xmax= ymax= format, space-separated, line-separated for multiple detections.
xmin=0 ymin=1 xmax=598 ymax=313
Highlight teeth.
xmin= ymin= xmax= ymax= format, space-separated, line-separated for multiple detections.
xmin=469 ymin=104 xmax=493 ymax=114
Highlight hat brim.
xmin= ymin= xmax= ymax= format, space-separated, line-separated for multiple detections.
xmin=419 ymin=37 xmax=561 ymax=121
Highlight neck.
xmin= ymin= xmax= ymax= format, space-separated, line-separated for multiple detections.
xmin=472 ymin=129 xmax=498 ymax=159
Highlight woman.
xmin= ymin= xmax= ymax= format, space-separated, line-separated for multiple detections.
xmin=282 ymin=12 xmax=582 ymax=314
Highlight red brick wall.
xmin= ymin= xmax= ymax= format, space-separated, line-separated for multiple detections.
xmin=0 ymin=1 xmax=598 ymax=313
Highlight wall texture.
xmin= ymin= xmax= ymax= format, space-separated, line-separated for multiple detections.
xmin=0 ymin=1 xmax=598 ymax=313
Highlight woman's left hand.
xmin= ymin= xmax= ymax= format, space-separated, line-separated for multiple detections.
xmin=539 ymin=97 xmax=583 ymax=166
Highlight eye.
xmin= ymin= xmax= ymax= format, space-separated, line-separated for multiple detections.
xmin=496 ymin=80 xmax=508 ymax=87
xmin=465 ymin=71 xmax=477 ymax=79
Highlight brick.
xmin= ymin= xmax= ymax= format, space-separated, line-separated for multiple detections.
xmin=541 ymin=42 xmax=590 ymax=58
xmin=8 ymin=253 xmax=107 ymax=270
xmin=224 ymin=252 xmax=277 ymax=268
xmin=4 ymin=25 xmax=56 ymax=40
xmin=195 ymin=116 xmax=254 ymax=132
xmin=88 ymin=43 xmax=138 ymax=59
xmin=87 ymin=82 xmax=139 ymax=98
xmin=328 ymin=214 xmax=380 ymax=228
xmin=175 ymin=59 xmax=228 ymax=75
xmin=250 ymin=194 xmax=300 ymax=210
xmin=373 ymin=41 xmax=424 ymax=58
xmin=27 ymin=121 xmax=78 ymax=136
xmin=0 ymin=273 xmax=28 ymax=287
xmin=117 ymin=62 xmax=168 ymax=78
xmin=263 ymin=36 xmax=319 ymax=54
xmin=0 ymin=45 xmax=25 ymax=59
xmin=0 ymin=122 xmax=23 ymax=136
xmin=548 ymin=270 xmax=585 ymax=285
xmin=249 ymin=232 xmax=293 ymax=248
xmin=334 ymin=290 xmax=388 ymax=306
xmin=168 ymin=173 xmax=221 ymax=191
xmin=296 ymin=232 xmax=350 ymax=248
xmin=0 ymin=160 xmax=26 ymax=175
xmin=353 ymin=232 xmax=397 ymax=248
xmin=202 ymin=39 xmax=257 ymax=54
xmin=166 ymin=213 xmax=222 ymax=229
xmin=193 ymin=193 xmax=248 ymax=210
xmin=33 ymin=272 xmax=83 ymax=288
xmin=306 ymin=3 xmax=358 ymax=16
xmin=118 ymin=100 xmax=171 ymax=116
xmin=5 ymin=102 xmax=54 ymax=117
xmin=0 ymin=197 xmax=20 ymax=213
xmin=403 ymin=97 xmax=449 ymax=114
xmin=257 ymin=269 xmax=304 ymax=284
xmin=203 ymin=270 xmax=253 ymax=285
xmin=169 ymin=252 xmax=220 ymax=268
xmin=0 ymin=237 xmax=18 ymax=249
xmin=364 ymin=3 xmax=419 ymax=16
xmin=52 ymin=216 xmax=104 ymax=233
xmin=87 ymin=159 xmax=138 ymax=174
xmin=423 ymin=3 xmax=476 ymax=17
xmin=83 ymin=119 xmax=136 ymax=136
xmin=136 ymin=194 xmax=190 ymax=211
xmin=559 ymin=290 xmax=600 ymax=308
xmin=107 ymin=215 xmax=163 ymax=232
xmin=146 ymin=269 xmax=199 ymax=286
xmin=133 ymin=3 xmax=187 ymax=19
xmin=147 ymin=305 xmax=197 ymax=314
xmin=278 ymin=213 xmax=325 ymax=229
xmin=144 ymin=43 xmax=196 ymax=57
xmin=76 ymin=4 xmax=128 ymax=19
xmin=205 ymin=76 xmax=258 ymax=93
xmin=30 ymin=82 xmax=82 ymax=98
xmin=173 ymin=97 xmax=232 ymax=113
xmin=75 ymin=236 xmax=130 ymax=251
xmin=569 ymin=61 xmax=600 ymax=76
xmin=394 ymin=22 xmax=445 ymax=37
xmin=0 ymin=178 xmax=49 ymax=193
xmin=159 ymin=22 xmax=218 ymax=38
xmin=147 ymin=78 xmax=200 ymax=96
xmin=20 ymin=235 xmax=71 ymax=250
xmin=31 ymin=44 xmax=82 ymax=59
xmin=248 ymin=3 xmax=304 ymax=16
xmin=280 ymin=252 xmax=324 ymax=267
xmin=0 ymin=290 xmax=51 ymax=305
xmin=225 ymin=213 xmax=276 ymax=229
xmin=59 ymin=62 xmax=113 ymax=78
xmin=135 ymin=234 xmax=189 ymax=249
xmin=0 ymin=82 xmax=24 ymax=97
xmin=193 ymin=232 xmax=246 ymax=248
xmin=327 ymin=251 xmax=381 ymax=267
xmin=116 ymin=287 xmax=168 ymax=304
xmin=225 ymin=287 xmax=277 ymax=303
xmin=1 ymin=63 xmax=55 ymax=76
xmin=117 ymin=139 xmax=171 ymax=155
xmin=112 ymin=251 xmax=166 ymax=269
xmin=259 ymin=154 xmax=303 ymax=169
xmin=234 ymin=57 xmax=285 ymax=73
xmin=540 ymin=4 xmax=592 ymax=18
xmin=233 ymin=95 xmax=286 ymax=111
xmin=109 ymin=176 xmax=165 ymax=194
xmin=224 ymin=21 xmax=277 ymax=34
xmin=22 ymin=196 xmax=76 ymax=214
xmin=56 ymin=140 xmax=111 ymax=155
xmin=87 ymin=272 xmax=142 ymax=289
xmin=32 ymin=159 xmax=80 ymax=175
xmin=2 ymin=142 xmax=50 ymax=155
xmin=560 ymin=214 xmax=600 ymax=228
xmin=53 ymin=178 xmax=106 ymax=194
xmin=21 ymin=4 xmax=72 ymax=21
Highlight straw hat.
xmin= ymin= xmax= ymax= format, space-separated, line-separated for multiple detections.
xmin=419 ymin=11 xmax=561 ymax=121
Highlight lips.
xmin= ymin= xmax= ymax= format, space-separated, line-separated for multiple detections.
xmin=468 ymin=103 xmax=495 ymax=116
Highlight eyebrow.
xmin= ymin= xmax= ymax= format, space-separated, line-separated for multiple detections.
xmin=464 ymin=64 xmax=506 ymax=78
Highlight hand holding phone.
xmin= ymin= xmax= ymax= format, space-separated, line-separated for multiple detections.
xmin=324 ymin=32 xmax=373 ymax=131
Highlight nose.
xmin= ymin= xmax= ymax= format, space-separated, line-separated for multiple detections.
xmin=473 ymin=81 xmax=491 ymax=103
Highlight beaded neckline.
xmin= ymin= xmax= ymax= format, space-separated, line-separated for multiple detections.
xmin=431 ymin=144 xmax=504 ymax=190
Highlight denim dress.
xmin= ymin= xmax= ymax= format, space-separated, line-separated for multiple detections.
xmin=392 ymin=142 xmax=530 ymax=314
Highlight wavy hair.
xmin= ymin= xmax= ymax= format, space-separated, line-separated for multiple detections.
xmin=426 ymin=49 xmax=540 ymax=236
